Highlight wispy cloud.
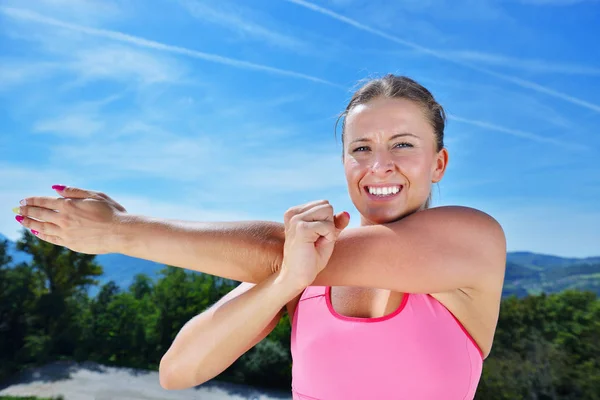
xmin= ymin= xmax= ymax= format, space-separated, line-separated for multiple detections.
xmin=1 ymin=0 xmax=123 ymax=25
xmin=34 ymin=114 xmax=105 ymax=138
xmin=447 ymin=115 xmax=588 ymax=150
xmin=0 ymin=7 xmax=341 ymax=88
xmin=67 ymin=45 xmax=189 ymax=86
xmin=0 ymin=60 xmax=63 ymax=90
xmin=518 ymin=0 xmax=599 ymax=5
xmin=407 ymin=49 xmax=600 ymax=77
xmin=177 ymin=0 xmax=310 ymax=52
xmin=284 ymin=0 xmax=600 ymax=113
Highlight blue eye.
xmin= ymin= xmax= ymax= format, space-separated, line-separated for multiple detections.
xmin=352 ymin=142 xmax=413 ymax=152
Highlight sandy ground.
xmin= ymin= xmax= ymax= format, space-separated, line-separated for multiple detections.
xmin=0 ymin=361 xmax=292 ymax=400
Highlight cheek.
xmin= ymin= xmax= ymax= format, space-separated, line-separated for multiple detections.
xmin=401 ymin=154 xmax=434 ymax=177
xmin=344 ymin=158 xmax=363 ymax=181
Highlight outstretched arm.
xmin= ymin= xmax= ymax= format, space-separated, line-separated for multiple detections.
xmin=18 ymin=187 xmax=505 ymax=294
xmin=117 ymin=216 xmax=286 ymax=283
xmin=118 ymin=205 xmax=505 ymax=294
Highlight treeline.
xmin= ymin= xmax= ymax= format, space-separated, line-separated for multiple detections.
xmin=1 ymin=232 xmax=599 ymax=399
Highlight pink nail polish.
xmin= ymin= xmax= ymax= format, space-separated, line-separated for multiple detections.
xmin=52 ymin=185 xmax=66 ymax=191
xmin=19 ymin=199 xmax=27 ymax=206
xmin=15 ymin=215 xmax=24 ymax=224
xmin=31 ymin=230 xmax=39 ymax=236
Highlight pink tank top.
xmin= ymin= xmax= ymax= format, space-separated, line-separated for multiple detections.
xmin=290 ymin=286 xmax=484 ymax=400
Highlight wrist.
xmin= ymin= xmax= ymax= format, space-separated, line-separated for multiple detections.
xmin=274 ymin=264 xmax=312 ymax=294
xmin=109 ymin=213 xmax=143 ymax=254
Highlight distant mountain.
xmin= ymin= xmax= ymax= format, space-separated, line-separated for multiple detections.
xmin=502 ymin=257 xmax=600 ymax=298
xmin=506 ymin=252 xmax=600 ymax=270
xmin=2 ymin=234 xmax=599 ymax=298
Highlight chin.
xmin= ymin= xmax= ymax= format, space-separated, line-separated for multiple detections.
xmin=359 ymin=209 xmax=406 ymax=225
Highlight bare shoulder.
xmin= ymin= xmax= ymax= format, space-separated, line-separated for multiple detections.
xmin=423 ymin=206 xmax=505 ymax=235
xmin=426 ymin=206 xmax=506 ymax=268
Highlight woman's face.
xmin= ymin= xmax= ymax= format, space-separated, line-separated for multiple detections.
xmin=343 ymin=96 xmax=448 ymax=226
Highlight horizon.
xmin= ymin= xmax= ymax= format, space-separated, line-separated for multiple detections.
xmin=1 ymin=0 xmax=598 ymax=258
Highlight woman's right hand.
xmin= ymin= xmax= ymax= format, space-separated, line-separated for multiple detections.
xmin=280 ymin=200 xmax=350 ymax=289
xmin=15 ymin=185 xmax=128 ymax=254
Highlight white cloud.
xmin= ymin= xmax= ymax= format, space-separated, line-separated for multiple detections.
xmin=67 ymin=45 xmax=188 ymax=86
xmin=1 ymin=0 xmax=124 ymax=26
xmin=518 ymin=0 xmax=599 ymax=5
xmin=285 ymin=0 xmax=600 ymax=113
xmin=0 ymin=7 xmax=342 ymax=88
xmin=447 ymin=115 xmax=588 ymax=150
xmin=178 ymin=0 xmax=310 ymax=52
xmin=390 ymin=48 xmax=600 ymax=77
xmin=110 ymin=194 xmax=254 ymax=222
xmin=34 ymin=114 xmax=105 ymax=138
xmin=0 ymin=61 xmax=63 ymax=90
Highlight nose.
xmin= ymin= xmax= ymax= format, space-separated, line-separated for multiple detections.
xmin=370 ymin=151 xmax=394 ymax=176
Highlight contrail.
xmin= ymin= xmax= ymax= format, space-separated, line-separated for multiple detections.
xmin=0 ymin=7 xmax=343 ymax=88
xmin=284 ymin=0 xmax=600 ymax=114
xmin=447 ymin=115 xmax=587 ymax=150
xmin=0 ymin=6 xmax=586 ymax=150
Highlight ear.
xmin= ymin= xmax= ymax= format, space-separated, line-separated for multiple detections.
xmin=431 ymin=148 xmax=448 ymax=183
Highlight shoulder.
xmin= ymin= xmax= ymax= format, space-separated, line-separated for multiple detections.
xmin=414 ymin=206 xmax=507 ymax=286
xmin=416 ymin=205 xmax=506 ymax=248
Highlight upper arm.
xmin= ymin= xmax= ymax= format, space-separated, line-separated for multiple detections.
xmin=313 ymin=206 xmax=506 ymax=294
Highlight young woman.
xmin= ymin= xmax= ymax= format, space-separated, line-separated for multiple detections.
xmin=15 ymin=75 xmax=506 ymax=399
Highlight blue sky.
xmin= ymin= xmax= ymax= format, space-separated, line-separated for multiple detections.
xmin=0 ymin=0 xmax=598 ymax=257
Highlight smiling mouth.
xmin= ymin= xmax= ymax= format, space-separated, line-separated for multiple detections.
xmin=364 ymin=185 xmax=403 ymax=199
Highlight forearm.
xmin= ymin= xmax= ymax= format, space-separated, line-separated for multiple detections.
xmin=159 ymin=269 xmax=303 ymax=389
xmin=114 ymin=215 xmax=285 ymax=283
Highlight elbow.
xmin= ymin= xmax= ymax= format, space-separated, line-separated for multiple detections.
xmin=158 ymin=357 xmax=179 ymax=390
xmin=159 ymin=354 xmax=210 ymax=390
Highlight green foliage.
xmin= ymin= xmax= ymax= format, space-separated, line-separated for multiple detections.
xmin=0 ymin=397 xmax=64 ymax=400
xmin=1 ymin=230 xmax=600 ymax=398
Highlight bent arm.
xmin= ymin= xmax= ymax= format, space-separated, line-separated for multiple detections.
xmin=118 ymin=206 xmax=505 ymax=294
xmin=159 ymin=270 xmax=303 ymax=390
xmin=315 ymin=205 xmax=507 ymax=293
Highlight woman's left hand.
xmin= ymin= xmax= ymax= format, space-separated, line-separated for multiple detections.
xmin=13 ymin=185 xmax=128 ymax=254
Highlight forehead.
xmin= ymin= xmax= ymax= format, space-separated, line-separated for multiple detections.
xmin=344 ymin=97 xmax=432 ymax=139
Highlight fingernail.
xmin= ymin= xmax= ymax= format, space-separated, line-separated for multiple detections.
xmin=52 ymin=185 xmax=66 ymax=191
xmin=19 ymin=199 xmax=27 ymax=206
xmin=15 ymin=215 xmax=24 ymax=224
xmin=31 ymin=230 xmax=39 ymax=236
xmin=344 ymin=212 xmax=350 ymax=219
xmin=12 ymin=207 xmax=20 ymax=214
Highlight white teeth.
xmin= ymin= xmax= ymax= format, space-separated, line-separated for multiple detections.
xmin=368 ymin=186 xmax=401 ymax=196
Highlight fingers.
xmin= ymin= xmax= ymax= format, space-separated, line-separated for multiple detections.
xmin=297 ymin=203 xmax=335 ymax=222
xmin=21 ymin=196 xmax=65 ymax=210
xmin=334 ymin=211 xmax=351 ymax=231
xmin=32 ymin=231 xmax=64 ymax=247
xmin=285 ymin=200 xmax=350 ymax=236
xmin=16 ymin=214 xmax=61 ymax=237
xmin=54 ymin=185 xmax=102 ymax=200
xmin=284 ymin=200 xmax=329 ymax=224
xmin=294 ymin=220 xmax=337 ymax=243
xmin=17 ymin=205 xmax=61 ymax=225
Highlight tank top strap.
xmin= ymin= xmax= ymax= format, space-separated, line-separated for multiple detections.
xmin=300 ymin=285 xmax=328 ymax=301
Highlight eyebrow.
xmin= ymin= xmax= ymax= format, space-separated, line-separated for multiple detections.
xmin=349 ymin=132 xmax=420 ymax=144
